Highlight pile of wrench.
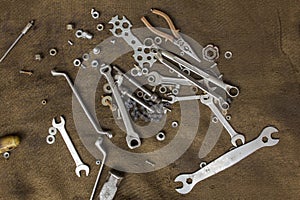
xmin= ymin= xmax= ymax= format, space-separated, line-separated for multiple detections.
xmin=45 ymin=8 xmax=280 ymax=199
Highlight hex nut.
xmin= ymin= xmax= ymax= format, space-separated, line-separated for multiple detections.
xmin=41 ymin=99 xmax=47 ymax=105
xmin=156 ymin=132 xmax=165 ymax=141
xmin=82 ymin=53 xmax=90 ymax=61
xmin=46 ymin=135 xmax=55 ymax=144
xmin=224 ymin=51 xmax=233 ymax=59
xmin=96 ymin=24 xmax=104 ymax=31
xmin=91 ymin=60 xmax=99 ymax=68
xmin=171 ymin=121 xmax=179 ymax=128
xmin=73 ymin=59 xmax=82 ymax=67
xmin=48 ymin=127 xmax=57 ymax=136
xmin=49 ymin=48 xmax=57 ymax=56
xmin=3 ymin=152 xmax=10 ymax=159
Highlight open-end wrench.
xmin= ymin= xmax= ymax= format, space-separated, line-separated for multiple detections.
xmin=89 ymin=137 xmax=106 ymax=200
xmin=200 ymin=94 xmax=245 ymax=147
xmin=52 ymin=116 xmax=89 ymax=177
xmin=175 ymin=126 xmax=279 ymax=194
xmin=100 ymin=65 xmax=141 ymax=149
xmin=51 ymin=70 xmax=112 ymax=138
xmin=160 ymin=50 xmax=239 ymax=98
xmin=162 ymin=94 xmax=201 ymax=104
xmin=147 ymin=71 xmax=193 ymax=86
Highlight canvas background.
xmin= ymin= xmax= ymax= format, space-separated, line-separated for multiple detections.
xmin=0 ymin=0 xmax=299 ymax=199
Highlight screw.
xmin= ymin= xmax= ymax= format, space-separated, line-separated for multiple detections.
xmin=19 ymin=70 xmax=33 ymax=76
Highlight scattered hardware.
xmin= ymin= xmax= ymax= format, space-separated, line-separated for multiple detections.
xmin=66 ymin=23 xmax=74 ymax=30
xmin=175 ymin=127 xmax=279 ymax=194
xmin=75 ymin=29 xmax=93 ymax=39
xmin=156 ymin=132 xmax=165 ymax=141
xmin=202 ymin=44 xmax=219 ymax=62
xmin=0 ymin=20 xmax=34 ymax=62
xmin=46 ymin=135 xmax=55 ymax=145
xmin=41 ymin=99 xmax=47 ymax=105
xmin=0 ymin=135 xmax=20 ymax=159
xmin=224 ymin=51 xmax=233 ymax=59
xmin=98 ymin=170 xmax=123 ymax=200
xmin=19 ymin=70 xmax=33 ymax=76
xmin=35 ymin=54 xmax=42 ymax=61
xmin=91 ymin=8 xmax=100 ymax=19
xmin=52 ymin=116 xmax=90 ymax=177
xmin=68 ymin=40 xmax=74 ymax=46
xmin=96 ymin=23 xmax=104 ymax=31
xmin=49 ymin=48 xmax=57 ymax=56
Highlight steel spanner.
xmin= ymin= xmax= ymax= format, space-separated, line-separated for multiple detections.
xmin=52 ymin=116 xmax=90 ymax=177
xmin=162 ymin=94 xmax=201 ymax=104
xmin=200 ymin=94 xmax=245 ymax=147
xmin=100 ymin=65 xmax=141 ymax=149
xmin=175 ymin=126 xmax=279 ymax=194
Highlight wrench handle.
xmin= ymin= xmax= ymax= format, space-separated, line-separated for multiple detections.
xmin=58 ymin=128 xmax=83 ymax=166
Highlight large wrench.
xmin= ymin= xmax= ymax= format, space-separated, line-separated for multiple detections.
xmin=100 ymin=65 xmax=141 ymax=149
xmin=200 ymin=94 xmax=245 ymax=147
xmin=52 ymin=116 xmax=90 ymax=177
xmin=175 ymin=126 xmax=279 ymax=194
xmin=51 ymin=70 xmax=112 ymax=138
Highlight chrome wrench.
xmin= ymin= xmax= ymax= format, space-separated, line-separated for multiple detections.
xmin=100 ymin=65 xmax=141 ymax=149
xmin=175 ymin=126 xmax=279 ymax=194
xmin=147 ymin=71 xmax=193 ymax=86
xmin=89 ymin=137 xmax=106 ymax=200
xmin=51 ymin=70 xmax=112 ymax=138
xmin=52 ymin=116 xmax=90 ymax=177
xmin=162 ymin=94 xmax=201 ymax=104
xmin=200 ymin=94 xmax=245 ymax=147
xmin=160 ymin=50 xmax=239 ymax=97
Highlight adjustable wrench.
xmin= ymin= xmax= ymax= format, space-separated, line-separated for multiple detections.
xmin=200 ymin=94 xmax=245 ymax=147
xmin=100 ymin=65 xmax=141 ymax=149
xmin=162 ymin=94 xmax=201 ymax=104
xmin=52 ymin=116 xmax=89 ymax=177
xmin=175 ymin=126 xmax=279 ymax=194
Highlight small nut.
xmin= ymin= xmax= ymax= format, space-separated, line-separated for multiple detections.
xmin=96 ymin=24 xmax=104 ymax=31
xmin=3 ymin=152 xmax=10 ymax=159
xmin=73 ymin=59 xmax=82 ymax=67
xmin=171 ymin=121 xmax=179 ymax=128
xmin=82 ymin=53 xmax=90 ymax=61
xmin=224 ymin=51 xmax=233 ymax=59
xmin=48 ymin=127 xmax=57 ymax=136
xmin=66 ymin=23 xmax=74 ymax=30
xmin=46 ymin=135 xmax=55 ymax=144
xmin=156 ymin=132 xmax=165 ymax=141
xmin=93 ymin=47 xmax=101 ymax=54
xmin=75 ymin=30 xmax=83 ymax=38
xmin=41 ymin=99 xmax=47 ymax=105
xmin=95 ymin=160 xmax=101 ymax=165
xmin=49 ymin=48 xmax=57 ymax=56
xmin=91 ymin=60 xmax=99 ymax=68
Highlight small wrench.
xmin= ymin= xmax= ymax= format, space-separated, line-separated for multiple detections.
xmin=52 ymin=116 xmax=89 ymax=177
xmin=175 ymin=126 xmax=279 ymax=194
xmin=200 ymin=94 xmax=245 ymax=147
xmin=162 ymin=94 xmax=201 ymax=104
xmin=100 ymin=65 xmax=141 ymax=149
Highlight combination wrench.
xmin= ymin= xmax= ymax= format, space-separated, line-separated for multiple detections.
xmin=160 ymin=50 xmax=239 ymax=98
xmin=200 ymin=94 xmax=245 ymax=147
xmin=51 ymin=70 xmax=112 ymax=138
xmin=162 ymin=94 xmax=201 ymax=104
xmin=175 ymin=126 xmax=279 ymax=194
xmin=52 ymin=116 xmax=90 ymax=177
xmin=100 ymin=65 xmax=141 ymax=149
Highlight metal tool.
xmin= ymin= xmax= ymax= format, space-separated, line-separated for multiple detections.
xmin=52 ymin=116 xmax=89 ymax=177
xmin=160 ymin=50 xmax=239 ymax=97
xmin=113 ymin=66 xmax=160 ymax=103
xmin=51 ymin=70 xmax=112 ymax=138
xmin=163 ymin=94 xmax=201 ymax=104
xmin=141 ymin=9 xmax=201 ymax=63
xmin=100 ymin=65 xmax=141 ymax=149
xmin=175 ymin=126 xmax=279 ymax=194
xmin=99 ymin=170 xmax=123 ymax=200
xmin=200 ymin=94 xmax=245 ymax=147
xmin=154 ymin=50 xmax=230 ymax=110
xmin=0 ymin=20 xmax=34 ymax=63
xmin=147 ymin=71 xmax=193 ymax=87
xmin=90 ymin=137 xmax=106 ymax=200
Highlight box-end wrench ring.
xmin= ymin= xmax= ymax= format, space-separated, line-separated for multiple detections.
xmin=174 ymin=126 xmax=279 ymax=194
xmin=200 ymin=94 xmax=245 ymax=147
xmin=52 ymin=116 xmax=90 ymax=177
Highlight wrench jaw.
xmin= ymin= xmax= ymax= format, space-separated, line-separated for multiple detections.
xmin=52 ymin=116 xmax=65 ymax=128
xmin=258 ymin=126 xmax=279 ymax=146
xmin=231 ymin=134 xmax=246 ymax=147
xmin=126 ymin=135 xmax=141 ymax=149
xmin=75 ymin=164 xmax=90 ymax=177
xmin=174 ymin=175 xmax=195 ymax=194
